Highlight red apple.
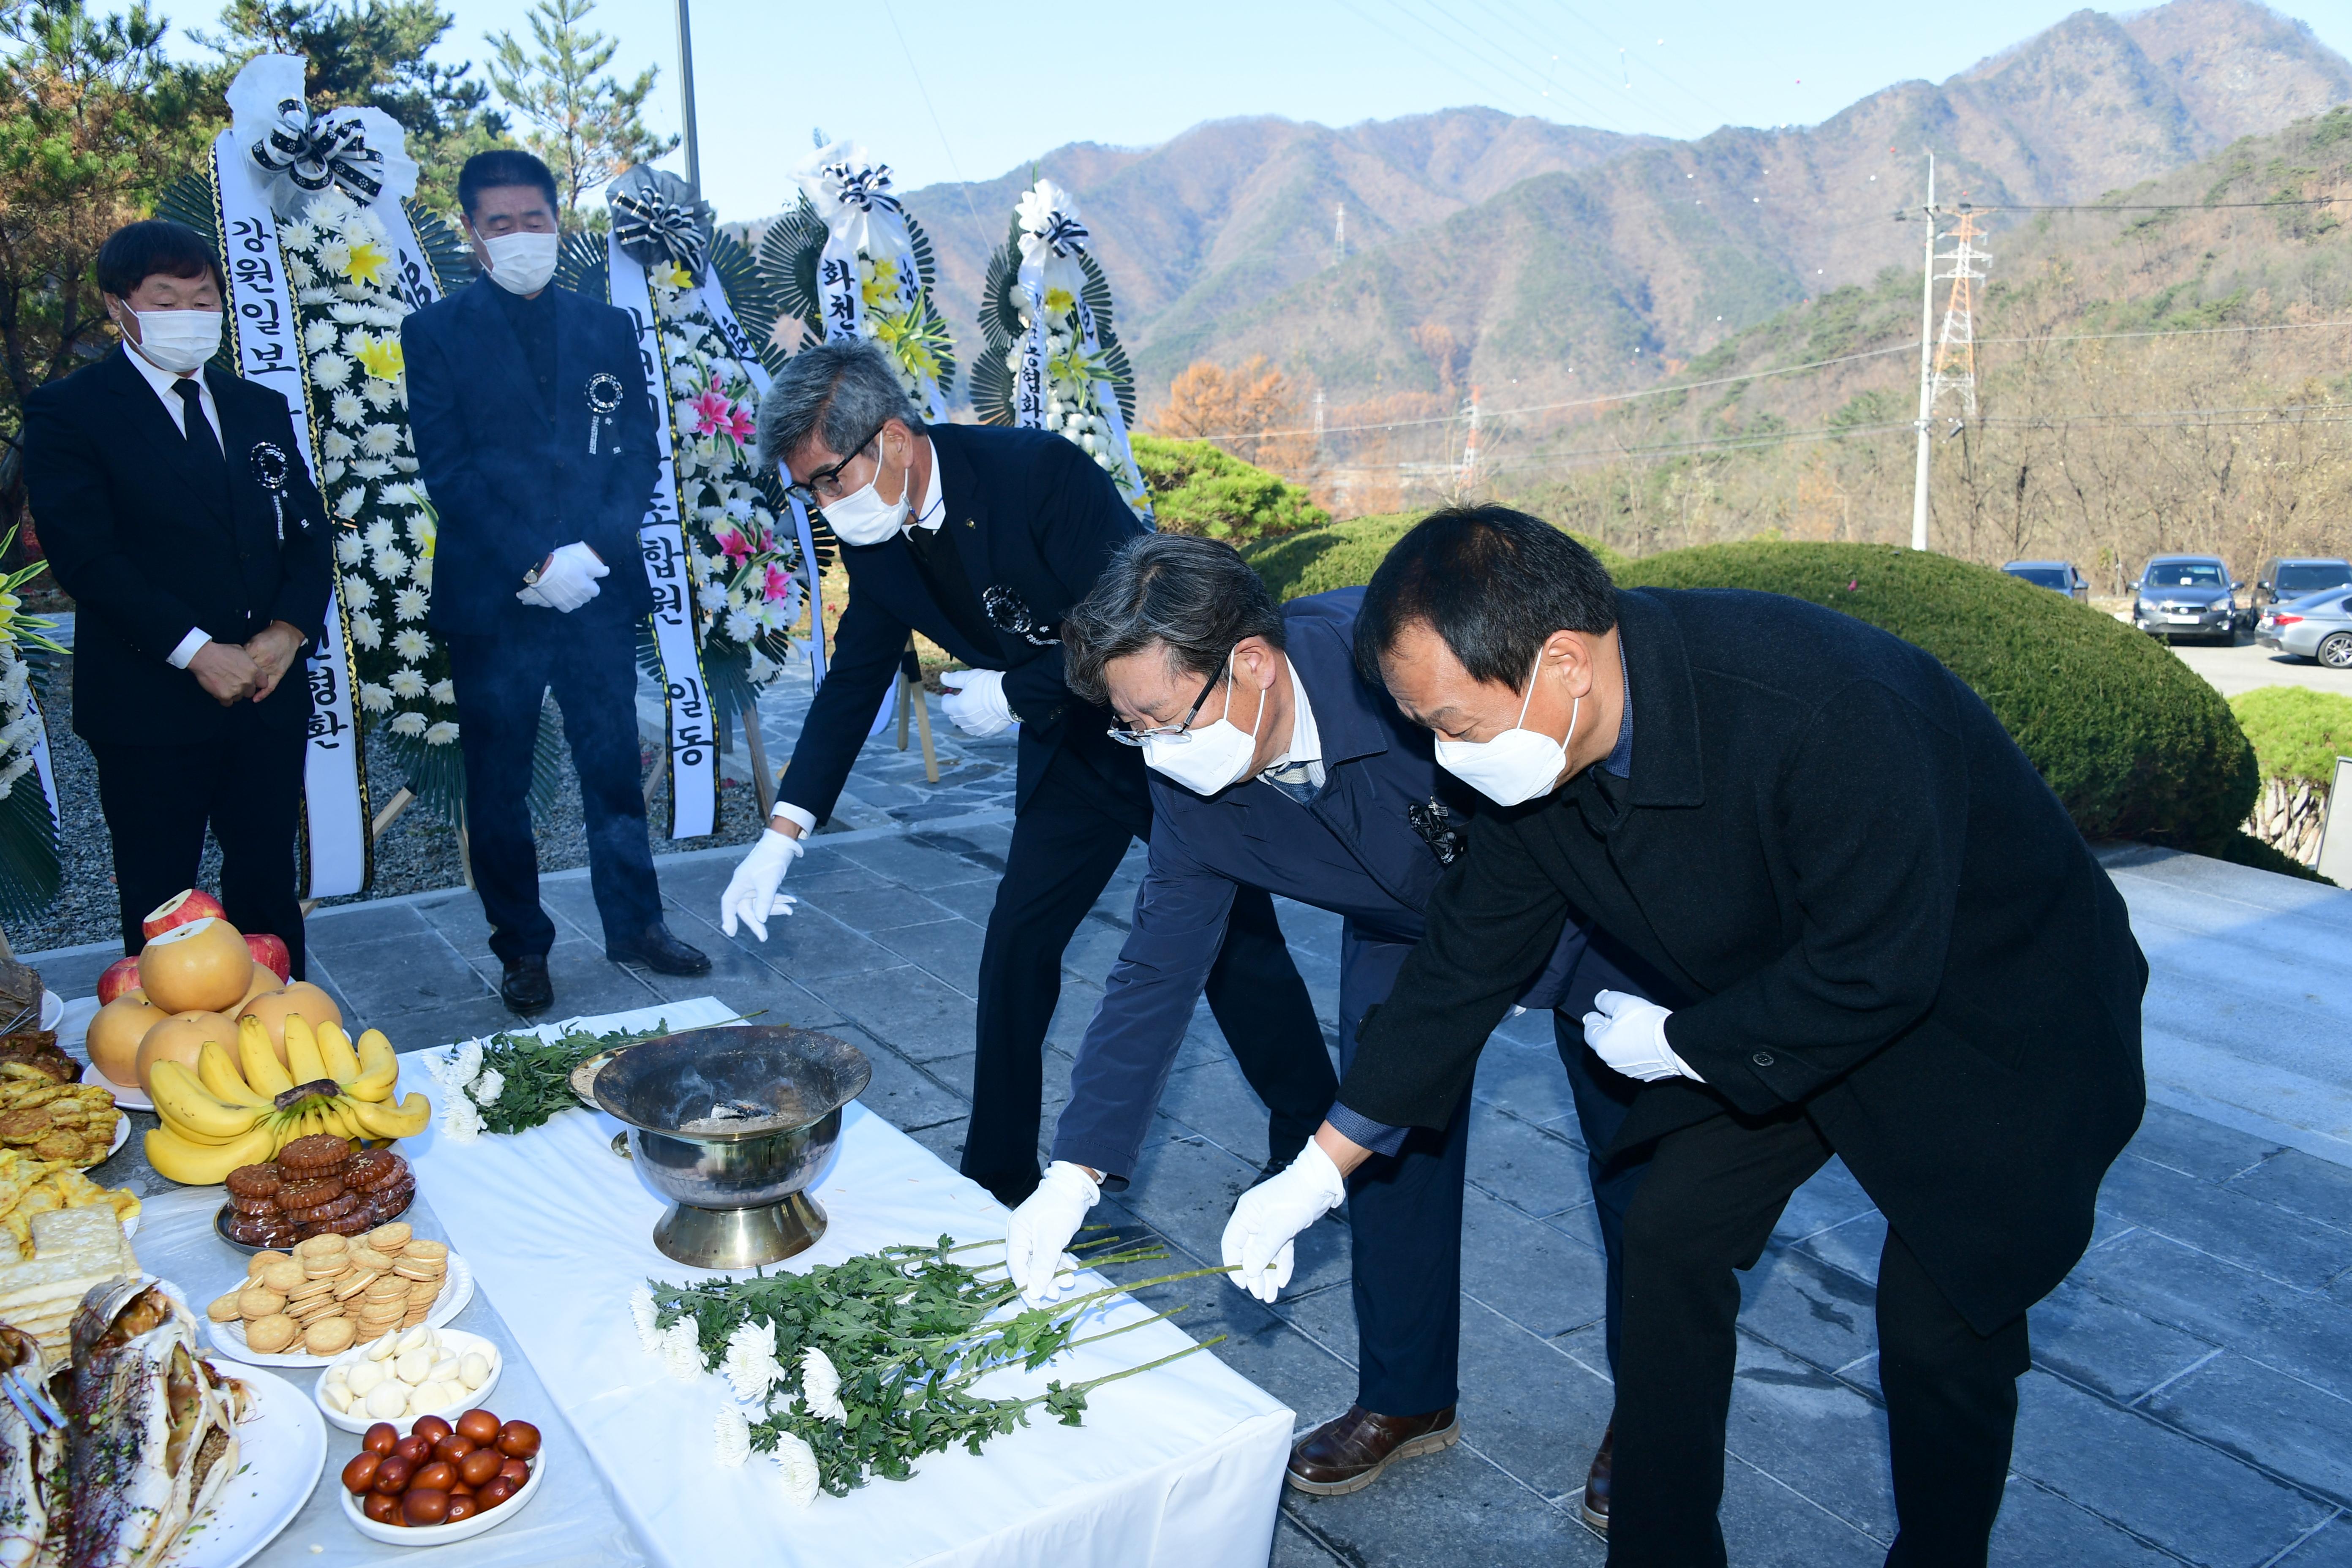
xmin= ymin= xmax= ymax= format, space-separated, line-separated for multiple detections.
xmin=95 ymin=956 xmax=142 ymax=1005
xmin=142 ymin=889 xmax=226 ymax=941
xmin=244 ymin=932 xmax=292 ymax=983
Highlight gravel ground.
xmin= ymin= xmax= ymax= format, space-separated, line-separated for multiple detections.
xmin=10 ymin=657 xmax=769 ymax=952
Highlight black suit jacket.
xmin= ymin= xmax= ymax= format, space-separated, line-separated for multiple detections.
xmin=778 ymin=423 xmax=1151 ymax=822
xmin=24 ymin=347 xmax=332 ymax=745
xmin=402 ymin=280 xmax=659 ymax=636
xmin=1341 ymin=587 xmax=2148 ymax=1330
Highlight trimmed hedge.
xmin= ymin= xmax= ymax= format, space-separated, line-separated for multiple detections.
xmin=2228 ymin=686 xmax=2352 ymax=786
xmin=1614 ymin=542 xmax=2259 ymax=852
xmin=1243 ymin=514 xmax=1625 ymax=603
xmin=1131 ymin=436 xmax=1327 ymax=542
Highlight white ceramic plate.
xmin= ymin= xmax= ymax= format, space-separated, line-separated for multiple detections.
xmin=106 ymin=1110 xmax=128 ymax=1159
xmin=37 ymin=991 xmax=59 ymax=1031
xmin=339 ymin=1450 xmax=542 ymax=1546
xmin=185 ymin=1362 xmax=328 ymax=1568
xmin=206 ymin=1252 xmax=474 ymax=1369
xmin=81 ymin=1058 xmax=150 ymax=1112
xmin=312 ymin=1326 xmax=503 ymax=1435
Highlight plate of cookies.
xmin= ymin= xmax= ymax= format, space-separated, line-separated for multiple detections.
xmin=217 ymin=1134 xmax=416 ymax=1250
xmin=205 ymin=1223 xmax=474 ymax=1367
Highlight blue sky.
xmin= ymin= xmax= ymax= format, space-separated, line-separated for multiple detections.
xmin=147 ymin=0 xmax=2352 ymax=222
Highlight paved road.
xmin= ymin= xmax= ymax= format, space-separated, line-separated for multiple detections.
xmin=2163 ymin=639 xmax=2352 ymax=700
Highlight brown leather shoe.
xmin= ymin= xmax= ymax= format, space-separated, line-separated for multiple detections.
xmin=1579 ymin=1424 xmax=1613 ymax=1533
xmin=1285 ymin=1403 xmax=1461 ymax=1496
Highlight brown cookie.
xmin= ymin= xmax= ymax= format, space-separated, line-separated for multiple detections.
xmin=224 ymin=1164 xmax=283 ymax=1200
xmin=343 ymin=1149 xmax=405 ymax=1192
xmin=275 ymin=1176 xmax=344 ymax=1211
xmin=275 ymin=1133 xmax=353 ymax=1172
xmin=286 ymin=1190 xmax=362 ymax=1225
xmin=228 ymin=1191 xmax=284 ymax=1216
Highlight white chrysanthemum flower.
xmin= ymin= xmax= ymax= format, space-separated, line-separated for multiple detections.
xmin=629 ymin=1285 xmax=661 ymax=1353
xmin=798 ymin=1348 xmax=847 ymax=1423
xmin=389 ymin=710 xmax=425 ymax=736
xmin=317 ymin=240 xmax=351 ymax=276
xmin=341 ymin=574 xmax=373 ymax=607
xmin=332 ymin=391 xmax=366 ymax=424
xmin=348 ymin=611 xmax=381 ymax=649
xmin=362 ymin=377 xmax=399 ymax=410
xmin=334 ymin=533 xmax=364 ymax=566
xmin=285 ymin=254 xmax=317 ymax=288
xmin=364 ymin=517 xmax=397 ymax=552
xmin=388 ymin=668 xmax=426 ymax=699
xmin=713 ymin=1407 xmax=749 ymax=1468
xmin=405 ymin=513 xmax=435 ymax=549
xmin=392 ymin=452 xmax=418 ymax=471
xmin=424 ymin=720 xmax=459 ymax=746
xmin=302 ymin=320 xmax=341 ymax=353
xmin=351 ymin=458 xmax=394 ymax=480
xmin=469 ymin=1067 xmax=504 ymax=1105
xmin=747 ymin=647 xmax=779 ymax=686
xmin=392 ymin=628 xmax=430 ymax=661
xmin=359 ymin=423 xmax=400 ymax=457
xmin=311 ymin=350 xmax=352 ymax=389
xmin=373 ymin=547 xmax=409 ymax=579
xmin=724 ymin=609 xmax=755 ymax=642
xmin=378 ymin=483 xmax=414 ymax=510
xmin=430 ymin=679 xmax=455 ymax=705
xmin=297 ymin=286 xmax=337 ymax=306
xmin=334 ymin=487 xmax=366 ymax=520
xmin=321 ymin=460 xmax=346 ymax=485
xmin=394 ymin=587 xmax=428 ymax=622
xmin=320 ymin=429 xmax=356 ymax=461
xmin=410 ymin=555 xmax=433 ymax=589
xmin=438 ymin=1091 xmax=482 ymax=1143
xmin=659 ymin=1318 xmax=702 ymax=1382
xmin=329 ymin=302 xmax=369 ymax=324
xmin=772 ymin=1431 xmax=821 ymax=1508
xmin=696 ymin=582 xmax=727 ymax=613
xmin=282 ymin=219 xmax=318 ymax=251
xmin=447 ymin=1037 xmax=483 ymax=1085
xmin=358 ymin=682 xmax=393 ymax=713
xmin=721 ymin=1320 xmax=785 ymax=1403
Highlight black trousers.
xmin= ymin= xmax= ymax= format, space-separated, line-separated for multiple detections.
xmin=961 ymin=747 xmax=1336 ymax=1203
xmin=446 ymin=615 xmax=662 ymax=962
xmin=90 ymin=727 xmax=308 ymax=978
xmin=1611 ymin=1109 xmax=2030 ymax=1568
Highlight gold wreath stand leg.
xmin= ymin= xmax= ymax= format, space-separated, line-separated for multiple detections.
xmin=896 ymin=637 xmax=939 ymax=784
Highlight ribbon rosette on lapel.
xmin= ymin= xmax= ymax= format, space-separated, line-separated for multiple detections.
xmin=610 ymin=165 xmax=715 ymax=286
xmin=249 ymin=440 xmax=293 ymax=541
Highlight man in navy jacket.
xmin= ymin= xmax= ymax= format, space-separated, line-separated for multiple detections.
xmin=1006 ymin=534 xmax=1653 ymax=1519
xmin=404 ymin=150 xmax=707 ymax=1013
xmin=721 ymin=342 xmax=1334 ymax=1208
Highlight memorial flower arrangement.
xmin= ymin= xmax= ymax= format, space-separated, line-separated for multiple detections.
xmin=636 ymin=1235 xmax=1224 ymax=1502
xmin=0 ymin=530 xmax=63 ymax=923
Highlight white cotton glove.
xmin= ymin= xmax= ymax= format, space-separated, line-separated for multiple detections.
xmin=938 ymin=668 xmax=1013 ymax=737
xmin=718 ymin=825 xmax=804 ymax=940
xmin=1220 ymin=1139 xmax=1347 ymax=1304
xmin=517 ymin=541 xmax=609 ymax=612
xmin=1580 ymin=990 xmax=1706 ymax=1083
xmin=1004 ymin=1160 xmax=1100 ymax=1308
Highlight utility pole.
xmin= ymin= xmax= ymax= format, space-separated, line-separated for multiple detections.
xmin=675 ymin=0 xmax=702 ymax=198
xmin=1909 ymin=152 xmax=1938 ymax=552
xmin=1930 ymin=208 xmax=1988 ymax=420
xmin=1333 ymin=204 xmax=1347 ymax=267
xmin=1459 ymin=384 xmax=1481 ymax=492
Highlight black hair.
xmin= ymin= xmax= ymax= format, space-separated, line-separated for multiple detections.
xmin=1063 ymin=534 xmax=1286 ymax=706
xmin=1353 ymin=505 xmax=1617 ymax=690
xmin=457 ymin=150 xmax=559 ymax=220
xmin=96 ymin=220 xmax=223 ymax=299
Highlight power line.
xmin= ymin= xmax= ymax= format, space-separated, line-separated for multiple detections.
xmin=1953 ymin=196 xmax=2347 ymax=212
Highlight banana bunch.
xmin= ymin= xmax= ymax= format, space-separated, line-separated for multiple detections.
xmin=144 ymin=1014 xmax=433 ymax=1186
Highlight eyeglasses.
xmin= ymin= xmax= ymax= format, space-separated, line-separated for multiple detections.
xmin=783 ymin=427 xmax=882 ymax=509
xmin=1107 ymin=662 xmax=1223 ymax=747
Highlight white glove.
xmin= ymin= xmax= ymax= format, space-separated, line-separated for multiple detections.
xmin=718 ymin=826 xmax=804 ymax=940
xmin=938 ymin=668 xmax=1013 ymax=737
xmin=1220 ymin=1139 xmax=1347 ymax=1304
xmin=1004 ymin=1161 xmax=1100 ymax=1308
xmin=516 ymin=541 xmax=609 ymax=612
xmin=1580 ymin=990 xmax=1705 ymax=1083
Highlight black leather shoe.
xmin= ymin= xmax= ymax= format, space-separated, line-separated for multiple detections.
xmin=1580 ymin=1423 xmax=1613 ymax=1534
xmin=501 ymin=955 xmax=553 ymax=1015
xmin=607 ymin=922 xmax=710 ymax=976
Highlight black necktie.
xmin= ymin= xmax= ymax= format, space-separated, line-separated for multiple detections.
xmin=172 ymin=378 xmax=227 ymax=485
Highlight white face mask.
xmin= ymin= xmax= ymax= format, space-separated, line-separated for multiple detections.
xmin=127 ymin=309 xmax=223 ymax=374
xmin=819 ymin=438 xmax=913 ymax=546
xmin=1434 ymin=652 xmax=1578 ymax=808
xmin=1142 ymin=652 xmax=1264 ymax=796
xmin=482 ymin=230 xmax=559 ymax=295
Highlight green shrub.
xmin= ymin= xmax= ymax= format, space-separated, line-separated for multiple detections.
xmin=2227 ymin=686 xmax=2352 ymax=786
xmin=1130 ymin=436 xmax=1326 ymax=542
xmin=1613 ymin=542 xmax=2258 ymax=852
xmin=1242 ymin=513 xmax=1625 ymax=602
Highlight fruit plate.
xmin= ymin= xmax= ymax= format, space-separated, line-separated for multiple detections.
xmin=188 ymin=1361 xmax=329 ymax=1568
xmin=106 ymin=1109 xmax=129 ymax=1159
xmin=38 ymin=991 xmax=59 ymax=1031
xmin=82 ymin=1059 xmax=151 ymax=1112
xmin=340 ymin=1449 xmax=542 ymax=1545
xmin=210 ymin=1183 xmax=417 ymax=1255
xmin=206 ymin=1251 xmax=474 ymax=1369
xmin=313 ymin=1325 xmax=504 ymax=1434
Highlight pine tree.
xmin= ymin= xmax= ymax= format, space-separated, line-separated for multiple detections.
xmin=483 ymin=0 xmax=675 ymax=232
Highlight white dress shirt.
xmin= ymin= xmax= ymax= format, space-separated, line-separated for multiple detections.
xmin=1259 ymin=659 xmax=1326 ymax=792
xmin=125 ymin=347 xmax=225 ymax=670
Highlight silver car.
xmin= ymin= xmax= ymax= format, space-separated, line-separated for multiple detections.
xmin=2133 ymin=555 xmax=2240 ymax=645
xmin=2256 ymin=589 xmax=2352 ymax=669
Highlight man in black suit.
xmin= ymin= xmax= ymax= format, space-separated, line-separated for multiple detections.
xmin=720 ymin=341 xmax=1335 ymax=1206
xmin=404 ymin=150 xmax=708 ymax=1014
xmin=25 ymin=220 xmax=330 ymax=970
xmin=1222 ymin=507 xmax=2148 ymax=1565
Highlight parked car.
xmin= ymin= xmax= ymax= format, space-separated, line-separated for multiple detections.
xmin=2255 ymin=588 xmax=2352 ymax=669
xmin=2001 ymin=560 xmax=2090 ymax=602
xmin=2133 ymin=555 xmax=2240 ymax=645
xmin=2250 ymin=558 xmax=2352 ymax=615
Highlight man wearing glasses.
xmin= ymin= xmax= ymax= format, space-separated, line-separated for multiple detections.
xmin=720 ymin=341 xmax=1334 ymax=1209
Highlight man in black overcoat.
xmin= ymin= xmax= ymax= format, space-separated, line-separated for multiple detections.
xmin=1219 ymin=506 xmax=2148 ymax=1565
xmin=719 ymin=341 xmax=1334 ymax=1206
xmin=25 ymin=220 xmax=330 ymax=969
xmin=404 ymin=150 xmax=708 ymax=1013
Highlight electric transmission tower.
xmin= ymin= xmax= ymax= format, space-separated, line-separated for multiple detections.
xmin=1929 ymin=209 xmax=1989 ymax=420
xmin=1458 ymin=385 xmax=1481 ymax=492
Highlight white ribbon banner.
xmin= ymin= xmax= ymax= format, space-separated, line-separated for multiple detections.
xmin=609 ymin=232 xmax=718 ymax=839
xmin=212 ymin=128 xmax=370 ymax=900
xmin=24 ymin=683 xmax=57 ymax=852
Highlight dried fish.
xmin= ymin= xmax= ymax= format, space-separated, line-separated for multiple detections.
xmin=0 ymin=1325 xmax=61 ymax=1568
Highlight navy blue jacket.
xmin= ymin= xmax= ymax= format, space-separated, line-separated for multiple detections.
xmin=1052 ymin=589 xmax=1641 ymax=1182
xmin=403 ymin=280 xmax=659 ymax=636
xmin=777 ymin=422 xmax=1151 ymax=823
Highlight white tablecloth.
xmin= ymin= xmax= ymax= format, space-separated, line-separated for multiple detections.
xmin=401 ymin=998 xmax=1293 ymax=1568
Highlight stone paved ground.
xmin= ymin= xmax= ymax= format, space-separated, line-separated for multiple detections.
xmin=41 ymin=684 xmax=2352 ymax=1567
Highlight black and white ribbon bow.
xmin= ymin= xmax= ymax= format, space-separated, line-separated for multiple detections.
xmin=822 ymin=161 xmax=902 ymax=215
xmin=250 ymin=98 xmax=384 ymax=203
xmin=1026 ymin=210 xmax=1090 ymax=258
xmin=609 ymin=168 xmax=713 ymax=281
xmin=249 ymin=441 xmax=295 ymax=542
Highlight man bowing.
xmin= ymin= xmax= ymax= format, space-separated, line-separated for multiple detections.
xmin=406 ymin=150 xmax=708 ymax=1015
